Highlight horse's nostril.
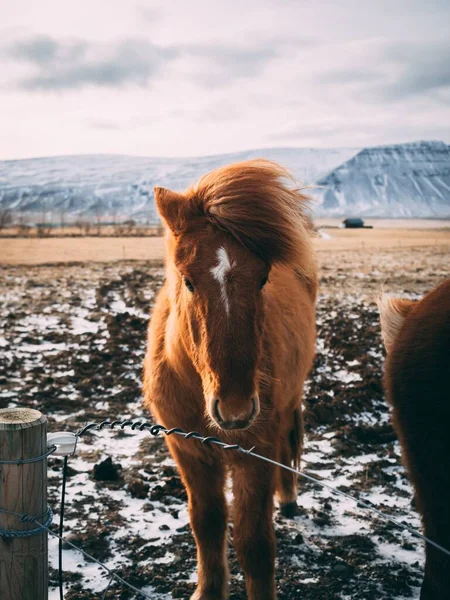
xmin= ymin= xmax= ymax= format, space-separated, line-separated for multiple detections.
xmin=251 ymin=396 xmax=260 ymax=418
xmin=213 ymin=399 xmax=224 ymax=423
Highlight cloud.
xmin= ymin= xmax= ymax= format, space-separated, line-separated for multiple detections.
xmin=138 ymin=6 xmax=163 ymax=24
xmin=3 ymin=33 xmax=311 ymax=92
xmin=155 ymin=33 xmax=312 ymax=90
xmin=9 ymin=36 xmax=59 ymax=64
xmin=189 ymin=43 xmax=278 ymax=76
xmin=266 ymin=120 xmax=354 ymax=142
xmin=316 ymin=68 xmax=383 ymax=85
xmin=5 ymin=36 xmax=178 ymax=90
xmin=382 ymin=41 xmax=450 ymax=100
xmin=87 ymin=119 xmax=123 ymax=131
xmin=313 ymin=39 xmax=450 ymax=103
xmin=8 ymin=35 xmax=87 ymax=66
xmin=174 ymin=42 xmax=279 ymax=88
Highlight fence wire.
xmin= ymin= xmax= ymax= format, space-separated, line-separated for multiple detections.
xmin=2 ymin=415 xmax=450 ymax=600
xmin=77 ymin=418 xmax=450 ymax=559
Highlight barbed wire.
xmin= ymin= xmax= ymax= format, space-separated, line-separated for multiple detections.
xmin=76 ymin=418 xmax=450 ymax=559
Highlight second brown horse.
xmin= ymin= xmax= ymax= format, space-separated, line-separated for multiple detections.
xmin=379 ymin=279 xmax=450 ymax=599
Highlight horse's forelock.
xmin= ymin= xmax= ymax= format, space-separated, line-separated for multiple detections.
xmin=186 ymin=160 xmax=315 ymax=278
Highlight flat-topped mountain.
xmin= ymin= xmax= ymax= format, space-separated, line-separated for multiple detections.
xmin=315 ymin=141 xmax=450 ymax=218
xmin=1 ymin=141 xmax=449 ymax=221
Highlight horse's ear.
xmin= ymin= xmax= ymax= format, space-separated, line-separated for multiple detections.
xmin=154 ymin=187 xmax=187 ymax=234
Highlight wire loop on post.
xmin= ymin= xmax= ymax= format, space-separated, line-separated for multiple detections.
xmin=0 ymin=445 xmax=56 ymax=465
xmin=0 ymin=507 xmax=53 ymax=538
xmin=0 ymin=505 xmax=152 ymax=599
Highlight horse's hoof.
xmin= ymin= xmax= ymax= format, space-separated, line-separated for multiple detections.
xmin=280 ymin=501 xmax=300 ymax=518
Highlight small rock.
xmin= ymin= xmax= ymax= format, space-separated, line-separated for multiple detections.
xmin=92 ymin=457 xmax=121 ymax=481
xmin=313 ymin=510 xmax=331 ymax=527
xmin=402 ymin=541 xmax=416 ymax=551
xmin=331 ymin=563 xmax=353 ymax=579
xmin=127 ymin=477 xmax=150 ymax=499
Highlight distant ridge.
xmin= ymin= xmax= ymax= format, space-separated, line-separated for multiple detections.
xmin=0 ymin=141 xmax=449 ymax=220
xmin=0 ymin=147 xmax=357 ymax=222
xmin=315 ymin=141 xmax=450 ymax=218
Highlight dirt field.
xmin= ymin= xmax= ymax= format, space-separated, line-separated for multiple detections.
xmin=0 ymin=243 xmax=448 ymax=599
xmin=1 ymin=226 xmax=449 ymax=265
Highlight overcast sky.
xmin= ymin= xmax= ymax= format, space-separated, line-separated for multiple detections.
xmin=1 ymin=0 xmax=449 ymax=160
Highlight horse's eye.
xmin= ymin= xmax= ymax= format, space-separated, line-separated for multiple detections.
xmin=184 ymin=278 xmax=195 ymax=292
xmin=259 ymin=276 xmax=268 ymax=290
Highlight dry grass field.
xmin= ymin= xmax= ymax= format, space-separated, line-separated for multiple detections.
xmin=0 ymin=236 xmax=166 ymax=264
xmin=0 ymin=225 xmax=163 ymax=238
xmin=0 ymin=224 xmax=449 ymax=265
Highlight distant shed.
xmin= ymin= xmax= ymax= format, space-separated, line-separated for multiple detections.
xmin=342 ymin=218 xmax=372 ymax=229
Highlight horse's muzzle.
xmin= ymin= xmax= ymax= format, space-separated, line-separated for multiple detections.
xmin=211 ymin=396 xmax=260 ymax=430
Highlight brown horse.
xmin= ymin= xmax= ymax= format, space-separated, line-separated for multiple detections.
xmin=143 ymin=160 xmax=317 ymax=600
xmin=378 ymin=279 xmax=450 ymax=599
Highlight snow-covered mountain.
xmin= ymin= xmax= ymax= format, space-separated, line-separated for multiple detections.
xmin=315 ymin=141 xmax=450 ymax=218
xmin=0 ymin=141 xmax=449 ymax=221
xmin=0 ymin=147 xmax=357 ymax=223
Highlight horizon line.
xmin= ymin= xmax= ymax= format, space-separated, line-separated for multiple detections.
xmin=0 ymin=139 xmax=447 ymax=164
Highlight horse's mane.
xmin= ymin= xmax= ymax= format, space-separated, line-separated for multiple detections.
xmin=186 ymin=159 xmax=316 ymax=279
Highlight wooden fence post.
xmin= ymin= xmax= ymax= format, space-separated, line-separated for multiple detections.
xmin=0 ymin=408 xmax=48 ymax=600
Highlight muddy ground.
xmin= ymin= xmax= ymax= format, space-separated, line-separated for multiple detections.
xmin=0 ymin=246 xmax=448 ymax=599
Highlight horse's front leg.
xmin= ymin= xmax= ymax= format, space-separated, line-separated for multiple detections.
xmin=232 ymin=457 xmax=277 ymax=600
xmin=167 ymin=438 xmax=229 ymax=600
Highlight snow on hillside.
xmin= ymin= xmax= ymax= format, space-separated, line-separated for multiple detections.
xmin=0 ymin=148 xmax=357 ymax=222
xmin=0 ymin=141 xmax=449 ymax=220
xmin=315 ymin=141 xmax=450 ymax=218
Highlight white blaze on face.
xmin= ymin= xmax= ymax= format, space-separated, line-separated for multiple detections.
xmin=210 ymin=246 xmax=234 ymax=316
